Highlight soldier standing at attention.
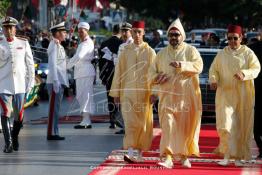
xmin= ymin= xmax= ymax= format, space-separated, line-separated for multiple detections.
xmin=46 ymin=22 xmax=69 ymax=140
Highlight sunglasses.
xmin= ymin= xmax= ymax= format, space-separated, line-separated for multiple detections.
xmin=227 ymin=36 xmax=239 ymax=41
xmin=168 ymin=33 xmax=181 ymax=37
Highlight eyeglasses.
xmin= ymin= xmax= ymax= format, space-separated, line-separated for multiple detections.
xmin=168 ymin=33 xmax=181 ymax=37
xmin=227 ymin=36 xmax=239 ymax=41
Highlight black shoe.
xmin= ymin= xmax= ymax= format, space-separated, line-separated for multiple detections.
xmin=124 ymin=154 xmax=136 ymax=163
xmin=1 ymin=116 xmax=13 ymax=153
xmin=74 ymin=124 xmax=92 ymax=129
xmin=12 ymin=121 xmax=23 ymax=151
xmin=3 ymin=145 xmax=13 ymax=153
xmin=12 ymin=140 xmax=19 ymax=151
xmin=115 ymin=120 xmax=123 ymax=128
xmin=257 ymin=153 xmax=262 ymax=159
xmin=0 ymin=129 xmax=2 ymax=133
xmin=47 ymin=135 xmax=65 ymax=140
xmin=115 ymin=129 xmax=125 ymax=134
xmin=109 ymin=124 xmax=116 ymax=129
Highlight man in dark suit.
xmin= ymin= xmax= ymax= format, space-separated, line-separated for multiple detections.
xmin=98 ymin=24 xmax=123 ymax=129
xmin=249 ymin=30 xmax=262 ymax=159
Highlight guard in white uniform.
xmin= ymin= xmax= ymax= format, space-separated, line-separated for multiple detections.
xmin=67 ymin=22 xmax=95 ymax=129
xmin=0 ymin=16 xmax=35 ymax=153
xmin=46 ymin=22 xmax=69 ymax=140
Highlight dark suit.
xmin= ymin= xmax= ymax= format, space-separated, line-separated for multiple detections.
xmin=98 ymin=36 xmax=122 ymax=126
xmin=249 ymin=41 xmax=262 ymax=156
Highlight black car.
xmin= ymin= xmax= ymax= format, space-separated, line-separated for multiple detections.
xmin=198 ymin=48 xmax=220 ymax=113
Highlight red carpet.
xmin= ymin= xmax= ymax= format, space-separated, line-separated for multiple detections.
xmin=89 ymin=125 xmax=262 ymax=175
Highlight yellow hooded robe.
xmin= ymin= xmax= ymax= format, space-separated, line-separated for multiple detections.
xmin=149 ymin=18 xmax=203 ymax=157
xmin=110 ymin=42 xmax=156 ymax=151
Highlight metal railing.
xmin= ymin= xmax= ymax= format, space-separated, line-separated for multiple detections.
xmin=31 ymin=46 xmax=48 ymax=63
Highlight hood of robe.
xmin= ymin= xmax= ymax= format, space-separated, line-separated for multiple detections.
xmin=167 ymin=18 xmax=186 ymax=42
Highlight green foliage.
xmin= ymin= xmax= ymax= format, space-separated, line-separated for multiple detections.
xmin=0 ymin=0 xmax=11 ymax=18
xmin=119 ymin=0 xmax=262 ymax=28
xmin=144 ymin=17 xmax=166 ymax=30
xmin=89 ymin=28 xmax=112 ymax=37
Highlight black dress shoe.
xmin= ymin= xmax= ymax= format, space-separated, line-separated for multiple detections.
xmin=109 ymin=124 xmax=116 ymax=129
xmin=47 ymin=135 xmax=65 ymax=140
xmin=3 ymin=145 xmax=13 ymax=153
xmin=124 ymin=154 xmax=136 ymax=163
xmin=115 ymin=129 xmax=125 ymax=134
xmin=257 ymin=153 xmax=262 ymax=159
xmin=115 ymin=121 xmax=123 ymax=128
xmin=74 ymin=124 xmax=92 ymax=129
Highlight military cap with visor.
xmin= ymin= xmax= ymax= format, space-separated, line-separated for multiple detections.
xmin=50 ymin=22 xmax=67 ymax=33
xmin=1 ymin=16 xmax=18 ymax=26
xmin=121 ymin=22 xmax=132 ymax=30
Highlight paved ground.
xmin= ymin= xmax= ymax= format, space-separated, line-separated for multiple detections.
xmin=0 ymin=83 xmax=124 ymax=175
xmin=0 ymin=123 xmax=123 ymax=175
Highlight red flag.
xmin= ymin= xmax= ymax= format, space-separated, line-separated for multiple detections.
xmin=54 ymin=0 xmax=61 ymax=5
xmin=31 ymin=0 xmax=39 ymax=9
xmin=100 ymin=0 xmax=109 ymax=8
xmin=75 ymin=0 xmax=109 ymax=10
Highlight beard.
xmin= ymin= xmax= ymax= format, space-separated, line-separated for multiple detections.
xmin=169 ymin=39 xmax=181 ymax=48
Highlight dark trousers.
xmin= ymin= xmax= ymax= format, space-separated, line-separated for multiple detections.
xmin=106 ymin=84 xmax=117 ymax=125
xmin=254 ymin=104 xmax=262 ymax=154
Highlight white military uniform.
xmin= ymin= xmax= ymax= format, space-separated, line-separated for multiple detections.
xmin=0 ymin=16 xmax=35 ymax=153
xmin=114 ymin=37 xmax=133 ymax=65
xmin=46 ymin=40 xmax=69 ymax=86
xmin=46 ymin=22 xmax=69 ymax=137
xmin=0 ymin=36 xmax=35 ymax=95
xmin=0 ymin=36 xmax=35 ymax=118
xmin=67 ymin=22 xmax=95 ymax=127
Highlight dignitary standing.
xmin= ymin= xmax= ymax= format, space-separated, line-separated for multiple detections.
xmin=0 ymin=16 xmax=35 ymax=152
xmin=110 ymin=21 xmax=156 ymax=163
xmin=209 ymin=25 xmax=260 ymax=166
xmin=67 ymin=22 xmax=95 ymax=129
xmin=149 ymin=18 xmax=203 ymax=168
xmin=46 ymin=22 xmax=69 ymax=140
xmin=98 ymin=24 xmax=122 ymax=129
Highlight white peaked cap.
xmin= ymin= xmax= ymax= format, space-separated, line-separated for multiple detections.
xmin=78 ymin=22 xmax=90 ymax=30
xmin=50 ymin=21 xmax=66 ymax=31
xmin=167 ymin=18 xmax=186 ymax=41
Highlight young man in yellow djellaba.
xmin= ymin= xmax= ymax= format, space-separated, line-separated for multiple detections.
xmin=209 ymin=25 xmax=260 ymax=166
xmin=110 ymin=21 xmax=156 ymax=163
xmin=149 ymin=18 xmax=203 ymax=168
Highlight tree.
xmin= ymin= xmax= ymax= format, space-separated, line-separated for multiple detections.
xmin=0 ymin=0 xmax=11 ymax=18
xmin=118 ymin=0 xmax=262 ymax=29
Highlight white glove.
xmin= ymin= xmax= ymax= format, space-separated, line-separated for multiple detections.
xmin=26 ymin=86 xmax=32 ymax=93
xmin=53 ymin=80 xmax=61 ymax=93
